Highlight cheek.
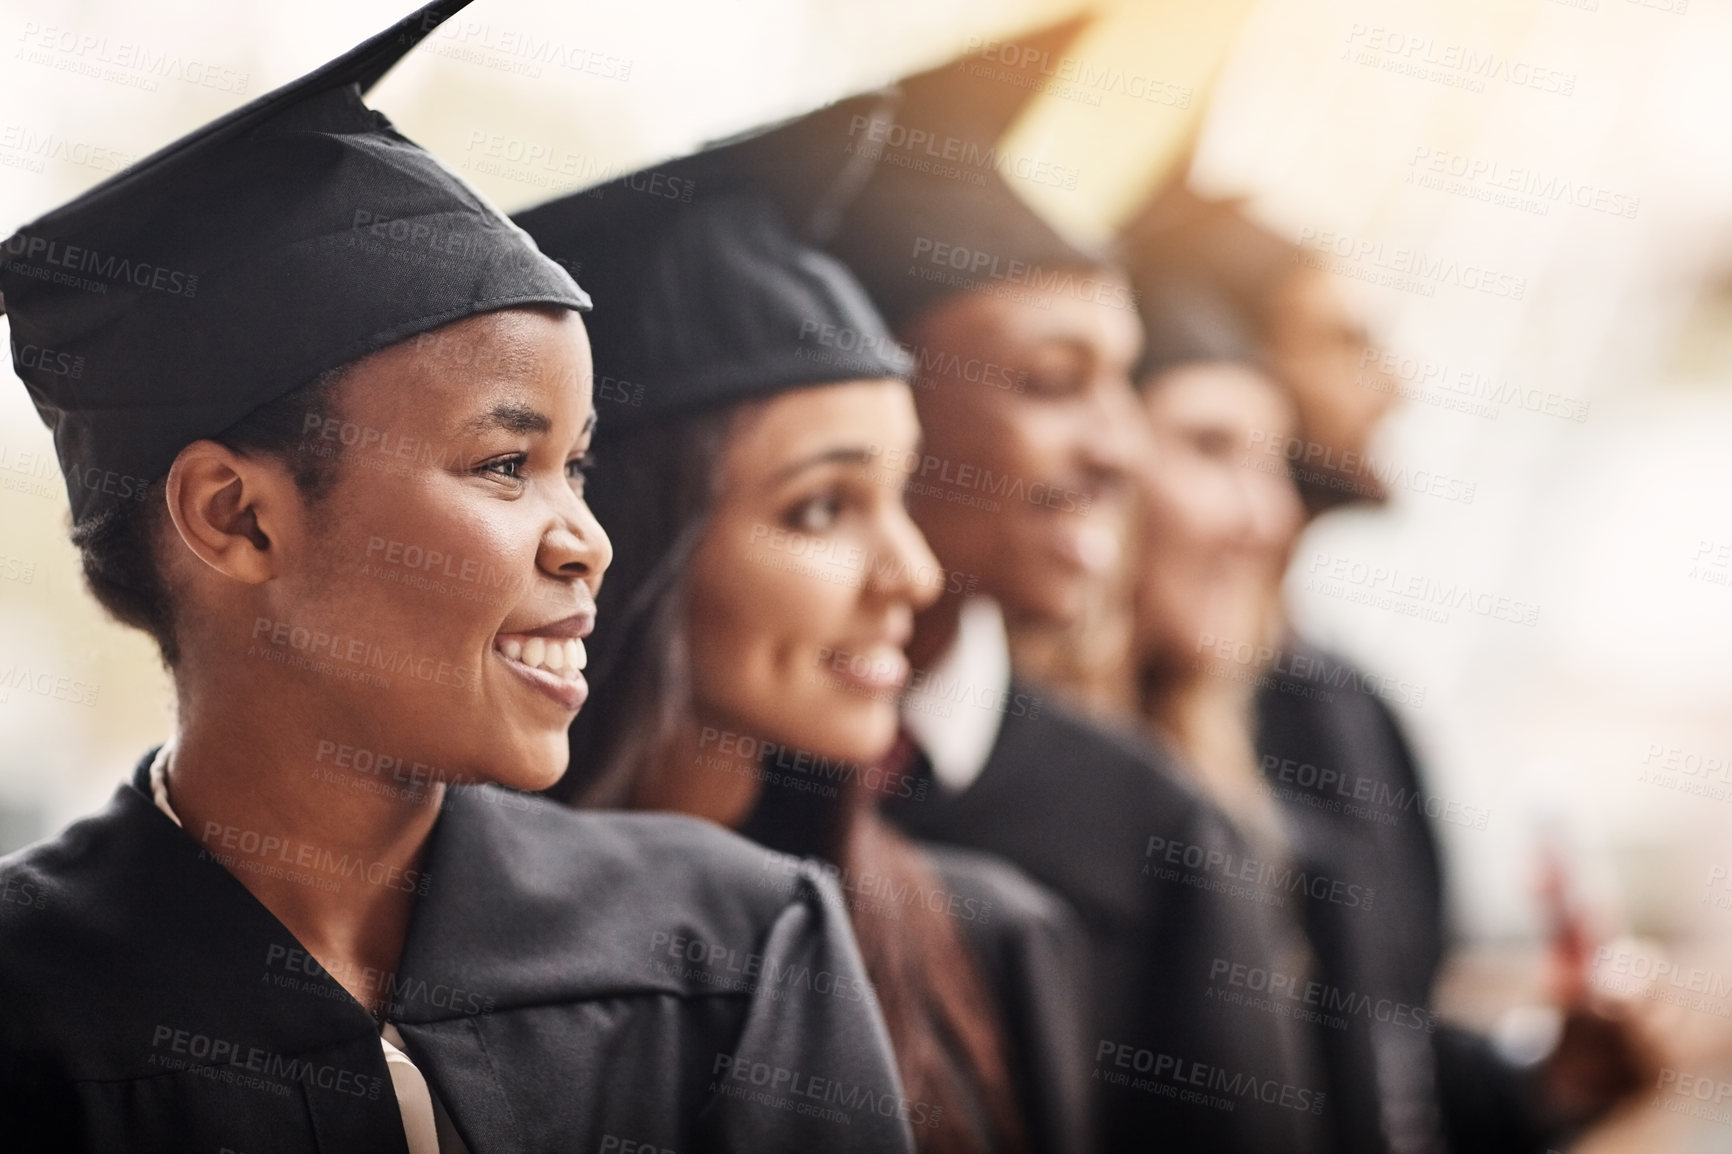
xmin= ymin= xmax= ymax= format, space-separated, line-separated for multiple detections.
xmin=302 ymin=486 xmax=523 ymax=638
xmin=688 ymin=537 xmax=852 ymax=711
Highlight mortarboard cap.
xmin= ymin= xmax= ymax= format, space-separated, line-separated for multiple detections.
xmin=514 ymin=91 xmax=911 ymax=441
xmin=825 ymin=17 xmax=1114 ymax=330
xmin=0 ymin=0 xmax=590 ymax=525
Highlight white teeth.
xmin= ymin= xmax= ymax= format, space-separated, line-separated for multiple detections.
xmin=497 ymin=633 xmax=587 ymax=680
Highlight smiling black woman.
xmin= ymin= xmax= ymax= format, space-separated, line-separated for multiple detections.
xmin=0 ymin=2 xmax=909 ymax=1152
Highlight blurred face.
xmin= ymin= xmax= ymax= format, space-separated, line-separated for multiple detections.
xmin=1267 ymin=267 xmax=1397 ymax=490
xmin=900 ymin=277 xmax=1144 ymax=625
xmin=680 ymin=379 xmax=940 ymax=815
xmin=234 ymin=308 xmax=610 ymax=793
xmin=1135 ymin=362 xmax=1304 ymax=665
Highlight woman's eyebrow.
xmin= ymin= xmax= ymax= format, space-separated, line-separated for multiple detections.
xmin=463 ymin=403 xmax=552 ymax=436
xmin=766 ymin=445 xmax=878 ymax=486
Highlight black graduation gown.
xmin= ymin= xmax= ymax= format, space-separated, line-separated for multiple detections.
xmin=1256 ymin=640 xmax=1547 ymax=1154
xmin=0 ymin=755 xmax=915 ymax=1154
xmin=923 ymin=843 xmax=1094 ymax=1154
xmin=884 ymin=685 xmax=1332 ymax=1154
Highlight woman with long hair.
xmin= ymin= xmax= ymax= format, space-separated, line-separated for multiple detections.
xmin=519 ymin=109 xmax=1092 ymax=1154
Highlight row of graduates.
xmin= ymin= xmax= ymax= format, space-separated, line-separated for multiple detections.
xmin=0 ymin=0 xmax=1646 ymax=1151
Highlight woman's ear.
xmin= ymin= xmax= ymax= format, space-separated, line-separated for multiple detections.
xmin=163 ymin=440 xmax=294 ymax=585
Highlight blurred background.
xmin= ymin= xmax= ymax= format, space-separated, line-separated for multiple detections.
xmin=4 ymin=0 xmax=1732 ymax=1147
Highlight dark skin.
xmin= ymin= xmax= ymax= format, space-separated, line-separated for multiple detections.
xmin=899 ymin=277 xmax=1145 ymax=669
xmin=156 ymin=306 xmax=610 ymax=1014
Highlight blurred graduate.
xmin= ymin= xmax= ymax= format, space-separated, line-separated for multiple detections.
xmin=815 ymin=24 xmax=1334 ymax=1154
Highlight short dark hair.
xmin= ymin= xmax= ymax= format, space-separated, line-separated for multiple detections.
xmin=71 ymin=367 xmax=350 ymax=667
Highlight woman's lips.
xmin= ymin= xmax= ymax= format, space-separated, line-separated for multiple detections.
xmin=821 ymin=645 xmax=912 ymax=695
xmin=494 ymin=634 xmax=588 ymax=712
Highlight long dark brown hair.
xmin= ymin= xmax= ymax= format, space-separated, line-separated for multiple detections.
xmin=555 ymin=402 xmax=1025 ymax=1154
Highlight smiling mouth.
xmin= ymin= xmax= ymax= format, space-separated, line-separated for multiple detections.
xmin=493 ymin=635 xmax=588 ymax=711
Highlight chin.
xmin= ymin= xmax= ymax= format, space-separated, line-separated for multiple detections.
xmin=467 ymin=735 xmax=570 ymax=795
xmin=789 ymin=700 xmax=900 ymax=767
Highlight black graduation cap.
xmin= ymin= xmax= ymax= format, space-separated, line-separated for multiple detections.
xmin=0 ymin=0 xmax=589 ymax=525
xmin=1116 ymin=181 xmax=1296 ymax=340
xmin=825 ymin=17 xmax=1109 ymax=330
xmin=513 ymin=90 xmax=912 ymax=441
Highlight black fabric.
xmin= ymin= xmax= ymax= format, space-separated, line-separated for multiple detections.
xmin=1130 ymin=276 xmax=1265 ymax=383
xmin=0 ymin=755 xmax=914 ymax=1153
xmin=517 ymin=191 xmax=908 ymax=440
xmin=735 ymin=762 xmax=1092 ymax=1154
xmin=1256 ymin=639 xmax=1549 ymax=1154
xmin=924 ymin=843 xmax=1095 ymax=1154
xmin=0 ymin=0 xmax=588 ymax=524
xmin=884 ymin=685 xmax=1332 ymax=1154
xmin=823 ymin=21 xmax=1112 ymax=330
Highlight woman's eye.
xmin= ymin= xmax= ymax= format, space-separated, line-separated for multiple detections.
xmin=566 ymin=456 xmax=594 ymax=489
xmin=480 ymin=453 xmax=528 ymax=481
xmin=787 ymin=492 xmax=845 ymax=533
xmin=1025 ymin=371 xmax=1086 ymax=398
